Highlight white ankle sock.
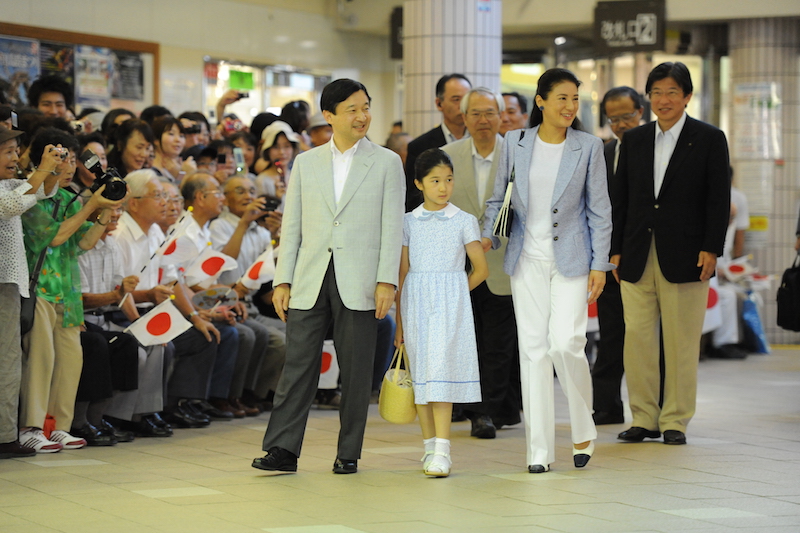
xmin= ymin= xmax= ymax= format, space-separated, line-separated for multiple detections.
xmin=421 ymin=437 xmax=436 ymax=463
xmin=434 ymin=438 xmax=451 ymax=457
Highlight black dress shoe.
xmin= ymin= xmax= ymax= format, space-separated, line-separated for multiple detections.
xmin=492 ymin=416 xmax=521 ymax=430
xmin=148 ymin=412 xmax=174 ymax=432
xmin=470 ymin=415 xmax=496 ymax=439
xmin=190 ymin=399 xmax=233 ymax=420
xmin=528 ymin=464 xmax=549 ymax=473
xmin=99 ymin=419 xmax=135 ymax=443
xmin=178 ymin=402 xmax=211 ymax=425
xmin=617 ymin=427 xmax=661 ymax=442
xmin=333 ymin=458 xmax=358 ymax=474
xmin=0 ymin=440 xmax=36 ymax=459
xmin=252 ymin=447 xmax=297 ymax=472
xmin=162 ymin=406 xmax=205 ymax=428
xmin=71 ymin=423 xmax=116 ymax=446
xmin=663 ymin=430 xmax=687 ymax=445
xmin=593 ymin=411 xmax=625 ymax=425
xmin=135 ymin=415 xmax=172 ymax=437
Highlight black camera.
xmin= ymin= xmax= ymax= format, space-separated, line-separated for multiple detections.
xmin=79 ymin=149 xmax=127 ymax=200
xmin=183 ymin=123 xmax=201 ymax=134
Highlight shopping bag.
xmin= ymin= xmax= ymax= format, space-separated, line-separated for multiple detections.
xmin=378 ymin=344 xmax=416 ymax=424
xmin=776 ymin=254 xmax=800 ymax=331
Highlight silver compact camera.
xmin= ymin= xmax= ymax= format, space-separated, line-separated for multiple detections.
xmin=49 ymin=146 xmax=69 ymax=160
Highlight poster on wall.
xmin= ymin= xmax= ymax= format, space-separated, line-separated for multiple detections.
xmin=732 ymin=82 xmax=782 ymax=161
xmin=75 ymin=45 xmax=112 ymax=111
xmin=111 ymin=50 xmax=143 ymax=100
xmin=40 ymin=42 xmax=74 ymax=87
xmin=0 ymin=36 xmax=40 ymax=106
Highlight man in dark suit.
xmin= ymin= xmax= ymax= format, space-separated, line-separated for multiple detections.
xmin=611 ymin=62 xmax=730 ymax=446
xmin=592 ymin=87 xmax=643 ymax=425
xmin=405 ymin=74 xmax=471 ymax=211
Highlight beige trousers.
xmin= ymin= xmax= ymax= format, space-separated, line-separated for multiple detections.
xmin=620 ymin=239 xmax=708 ymax=433
xmin=21 ymin=298 xmax=82 ymax=431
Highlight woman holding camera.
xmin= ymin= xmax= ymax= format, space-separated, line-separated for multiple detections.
xmin=151 ymin=117 xmax=196 ymax=183
xmin=18 ymin=128 xmax=126 ymax=453
xmin=254 ymin=121 xmax=299 ymax=199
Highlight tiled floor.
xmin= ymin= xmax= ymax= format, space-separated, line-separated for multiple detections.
xmin=3 ymin=348 xmax=800 ymax=533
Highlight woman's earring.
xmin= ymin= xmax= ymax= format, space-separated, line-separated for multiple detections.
xmin=539 ymin=106 xmax=544 ymax=111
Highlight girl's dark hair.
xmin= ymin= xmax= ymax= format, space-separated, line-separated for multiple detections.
xmin=29 ymin=127 xmax=79 ymax=166
xmin=528 ymin=68 xmax=584 ymax=131
xmin=414 ymin=148 xmax=453 ymax=183
xmin=280 ymin=101 xmax=310 ymax=133
xmin=229 ymin=131 xmax=257 ymax=148
xmin=101 ymin=108 xmax=136 ymax=145
xmin=151 ymin=116 xmax=183 ymax=151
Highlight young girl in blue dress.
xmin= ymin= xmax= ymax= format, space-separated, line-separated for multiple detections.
xmin=395 ymin=148 xmax=488 ymax=477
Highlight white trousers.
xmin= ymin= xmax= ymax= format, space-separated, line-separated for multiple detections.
xmin=511 ymin=256 xmax=597 ymax=466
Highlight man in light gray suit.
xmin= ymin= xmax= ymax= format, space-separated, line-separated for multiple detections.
xmin=443 ymin=88 xmax=521 ymax=439
xmin=252 ymin=79 xmax=405 ymax=474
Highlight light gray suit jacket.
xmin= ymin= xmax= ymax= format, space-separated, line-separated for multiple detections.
xmin=274 ymin=139 xmax=406 ymax=311
xmin=443 ymin=135 xmax=511 ymax=296
xmin=483 ymin=126 xmax=614 ymax=278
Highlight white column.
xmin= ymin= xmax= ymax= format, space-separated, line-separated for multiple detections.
xmin=403 ymin=0 xmax=502 ymax=137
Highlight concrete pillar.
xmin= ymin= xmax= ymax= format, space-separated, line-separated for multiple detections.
xmin=729 ymin=17 xmax=800 ymax=343
xmin=402 ymin=0 xmax=502 ymax=138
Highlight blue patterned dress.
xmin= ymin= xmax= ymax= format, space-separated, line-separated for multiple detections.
xmin=401 ymin=203 xmax=482 ymax=404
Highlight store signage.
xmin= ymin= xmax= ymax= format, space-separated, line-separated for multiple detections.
xmin=594 ymin=0 xmax=665 ymax=54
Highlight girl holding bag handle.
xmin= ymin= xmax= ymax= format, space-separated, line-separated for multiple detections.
xmin=395 ymin=148 xmax=488 ymax=477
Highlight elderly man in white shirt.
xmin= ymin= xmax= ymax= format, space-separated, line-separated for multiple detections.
xmin=209 ymin=176 xmax=286 ymax=411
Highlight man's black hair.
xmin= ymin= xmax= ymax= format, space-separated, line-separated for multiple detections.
xmin=27 ymin=75 xmax=73 ymax=108
xmin=320 ymin=79 xmax=370 ymax=115
xmin=601 ymin=86 xmax=644 ymax=112
xmin=140 ymin=105 xmax=173 ymax=125
xmin=502 ymin=91 xmax=528 ymax=114
xmin=435 ymin=74 xmax=471 ymax=100
xmin=646 ymin=62 xmax=693 ymax=96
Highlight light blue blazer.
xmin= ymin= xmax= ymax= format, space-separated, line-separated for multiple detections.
xmin=482 ymin=126 xmax=614 ymax=278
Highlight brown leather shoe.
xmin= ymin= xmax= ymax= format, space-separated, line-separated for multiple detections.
xmin=230 ymin=397 xmax=260 ymax=417
xmin=209 ymin=397 xmax=243 ymax=418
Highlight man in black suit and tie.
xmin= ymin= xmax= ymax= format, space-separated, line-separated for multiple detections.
xmin=592 ymin=87 xmax=643 ymax=425
xmin=610 ymin=62 xmax=730 ymax=446
xmin=404 ymin=74 xmax=471 ymax=211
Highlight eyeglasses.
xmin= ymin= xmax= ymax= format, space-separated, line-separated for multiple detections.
xmin=467 ymin=110 xmax=499 ymax=120
xmin=606 ymin=112 xmax=639 ymax=125
xmin=167 ymin=197 xmax=184 ymax=205
xmin=232 ymin=187 xmax=257 ymax=196
xmin=202 ymin=189 xmax=224 ymax=198
xmin=649 ymin=89 xmax=683 ymax=100
xmin=135 ymin=192 xmax=168 ymax=200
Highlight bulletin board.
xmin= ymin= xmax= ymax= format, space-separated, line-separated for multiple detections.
xmin=0 ymin=22 xmax=159 ymax=114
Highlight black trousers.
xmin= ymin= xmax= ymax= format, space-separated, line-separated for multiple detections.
xmin=261 ymin=261 xmax=378 ymax=460
xmin=75 ymin=323 xmax=138 ymax=403
xmin=463 ymin=282 xmax=521 ymax=425
xmin=593 ymin=271 xmax=625 ymax=417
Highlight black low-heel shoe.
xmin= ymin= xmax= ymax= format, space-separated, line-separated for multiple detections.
xmin=252 ymin=447 xmax=298 ymax=472
xmin=528 ymin=464 xmax=549 ymax=473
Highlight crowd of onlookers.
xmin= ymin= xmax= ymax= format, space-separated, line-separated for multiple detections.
xmin=0 ymin=75 xmax=359 ymax=458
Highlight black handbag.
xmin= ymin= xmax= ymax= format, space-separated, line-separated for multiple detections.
xmin=20 ymin=198 xmax=61 ymax=335
xmin=776 ymin=253 xmax=800 ymax=332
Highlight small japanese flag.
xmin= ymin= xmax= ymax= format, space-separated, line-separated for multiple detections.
xmin=156 ymin=234 xmax=200 ymax=267
xmin=239 ymin=247 xmax=276 ymax=290
xmin=702 ymin=276 xmax=722 ymax=334
xmin=183 ymin=246 xmax=238 ymax=288
xmin=125 ymin=297 xmax=192 ymax=346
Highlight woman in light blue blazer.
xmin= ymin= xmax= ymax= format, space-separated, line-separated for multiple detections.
xmin=483 ymin=68 xmax=614 ymax=473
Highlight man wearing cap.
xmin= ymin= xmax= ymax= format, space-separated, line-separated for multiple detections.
xmin=307 ymin=113 xmax=333 ymax=148
xmin=0 ymin=126 xmax=61 ymax=458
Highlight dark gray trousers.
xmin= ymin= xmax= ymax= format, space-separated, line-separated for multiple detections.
xmin=261 ymin=261 xmax=377 ymax=460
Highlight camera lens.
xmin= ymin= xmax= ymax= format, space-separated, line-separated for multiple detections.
xmin=101 ymin=177 xmax=128 ymax=200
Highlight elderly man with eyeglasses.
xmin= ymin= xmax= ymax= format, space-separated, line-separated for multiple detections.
xmin=591 ymin=86 xmax=645 ymax=426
